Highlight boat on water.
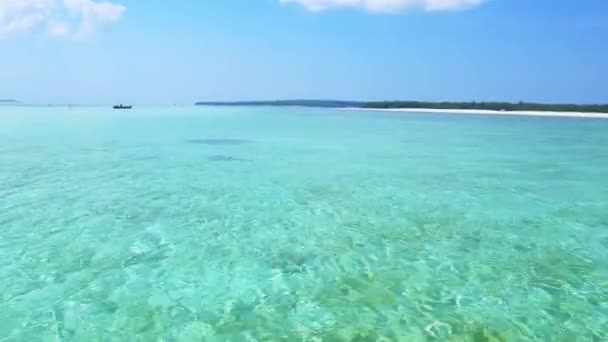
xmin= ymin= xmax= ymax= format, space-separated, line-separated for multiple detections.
xmin=113 ymin=104 xmax=132 ymax=109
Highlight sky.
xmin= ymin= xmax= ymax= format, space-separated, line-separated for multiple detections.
xmin=0 ymin=0 xmax=607 ymax=105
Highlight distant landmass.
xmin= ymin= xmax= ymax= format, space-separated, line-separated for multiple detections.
xmin=0 ymin=99 xmax=18 ymax=103
xmin=196 ymin=100 xmax=608 ymax=113
xmin=361 ymin=101 xmax=608 ymax=113
xmin=195 ymin=100 xmax=361 ymax=108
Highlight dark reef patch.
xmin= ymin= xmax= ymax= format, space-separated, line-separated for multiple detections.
xmin=130 ymin=156 xmax=159 ymax=161
xmin=186 ymin=139 xmax=252 ymax=145
xmin=600 ymin=237 xmax=608 ymax=250
xmin=207 ymin=155 xmax=250 ymax=162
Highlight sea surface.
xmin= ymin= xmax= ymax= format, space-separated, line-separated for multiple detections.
xmin=1 ymin=106 xmax=607 ymax=341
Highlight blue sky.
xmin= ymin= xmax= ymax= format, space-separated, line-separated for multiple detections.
xmin=1 ymin=0 xmax=607 ymax=104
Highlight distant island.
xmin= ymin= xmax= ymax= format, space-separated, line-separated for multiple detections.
xmin=361 ymin=101 xmax=608 ymax=113
xmin=195 ymin=100 xmax=360 ymax=108
xmin=196 ymin=100 xmax=608 ymax=113
xmin=0 ymin=99 xmax=18 ymax=104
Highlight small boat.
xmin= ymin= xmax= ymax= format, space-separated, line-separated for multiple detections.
xmin=113 ymin=104 xmax=132 ymax=109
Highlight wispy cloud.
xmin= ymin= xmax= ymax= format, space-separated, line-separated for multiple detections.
xmin=280 ymin=0 xmax=484 ymax=13
xmin=46 ymin=20 xmax=70 ymax=36
xmin=0 ymin=0 xmax=125 ymax=39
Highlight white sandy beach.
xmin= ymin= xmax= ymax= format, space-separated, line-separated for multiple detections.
xmin=345 ymin=107 xmax=608 ymax=119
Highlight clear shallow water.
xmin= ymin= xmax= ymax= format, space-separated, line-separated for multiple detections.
xmin=1 ymin=106 xmax=607 ymax=341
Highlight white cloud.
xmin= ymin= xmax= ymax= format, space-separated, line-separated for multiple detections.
xmin=0 ymin=0 xmax=125 ymax=39
xmin=63 ymin=0 xmax=125 ymax=37
xmin=46 ymin=20 xmax=69 ymax=36
xmin=280 ymin=0 xmax=484 ymax=13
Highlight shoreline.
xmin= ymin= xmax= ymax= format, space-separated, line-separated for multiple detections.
xmin=344 ymin=107 xmax=608 ymax=119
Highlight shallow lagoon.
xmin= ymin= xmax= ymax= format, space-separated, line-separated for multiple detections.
xmin=1 ymin=106 xmax=607 ymax=340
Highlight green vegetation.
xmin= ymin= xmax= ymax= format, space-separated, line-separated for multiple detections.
xmin=195 ymin=99 xmax=608 ymax=113
xmin=361 ymin=101 xmax=608 ymax=113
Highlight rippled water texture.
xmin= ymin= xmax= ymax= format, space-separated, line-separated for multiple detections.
xmin=1 ymin=106 xmax=607 ymax=341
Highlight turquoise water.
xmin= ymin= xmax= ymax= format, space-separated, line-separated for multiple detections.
xmin=1 ymin=106 xmax=607 ymax=341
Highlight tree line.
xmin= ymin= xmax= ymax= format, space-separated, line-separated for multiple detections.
xmin=361 ymin=101 xmax=608 ymax=113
